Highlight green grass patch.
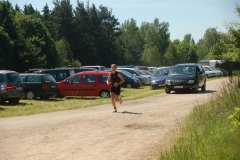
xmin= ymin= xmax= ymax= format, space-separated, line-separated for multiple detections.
xmin=0 ymin=85 xmax=164 ymax=118
xmin=157 ymin=77 xmax=240 ymax=159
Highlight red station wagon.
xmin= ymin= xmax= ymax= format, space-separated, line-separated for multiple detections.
xmin=57 ymin=71 xmax=110 ymax=98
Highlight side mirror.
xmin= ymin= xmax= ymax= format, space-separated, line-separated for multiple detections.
xmin=64 ymin=79 xmax=69 ymax=83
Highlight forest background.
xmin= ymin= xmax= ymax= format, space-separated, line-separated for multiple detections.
xmin=0 ymin=0 xmax=240 ymax=72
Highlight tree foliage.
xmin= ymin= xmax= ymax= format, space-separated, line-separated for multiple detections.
xmin=0 ymin=0 xmax=239 ymax=72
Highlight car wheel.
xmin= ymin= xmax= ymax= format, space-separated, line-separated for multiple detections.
xmin=201 ymin=81 xmax=206 ymax=91
xmin=125 ymin=83 xmax=132 ymax=88
xmin=165 ymin=87 xmax=171 ymax=94
xmin=193 ymin=83 xmax=199 ymax=93
xmin=100 ymin=90 xmax=110 ymax=98
xmin=151 ymin=85 xmax=156 ymax=90
xmin=0 ymin=95 xmax=5 ymax=104
xmin=26 ymin=90 xmax=36 ymax=100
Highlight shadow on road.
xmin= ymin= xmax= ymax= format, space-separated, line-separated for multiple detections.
xmin=171 ymin=89 xmax=217 ymax=94
xmin=121 ymin=111 xmax=142 ymax=115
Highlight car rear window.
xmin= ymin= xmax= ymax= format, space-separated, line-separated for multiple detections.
xmin=28 ymin=75 xmax=41 ymax=82
xmin=43 ymin=75 xmax=56 ymax=82
xmin=7 ymin=73 xmax=22 ymax=83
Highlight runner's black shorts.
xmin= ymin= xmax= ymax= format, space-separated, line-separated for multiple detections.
xmin=110 ymin=86 xmax=121 ymax=95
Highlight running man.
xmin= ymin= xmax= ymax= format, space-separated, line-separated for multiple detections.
xmin=107 ymin=64 xmax=125 ymax=112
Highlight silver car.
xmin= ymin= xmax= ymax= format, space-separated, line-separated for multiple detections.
xmin=117 ymin=68 xmax=151 ymax=85
xmin=203 ymin=66 xmax=223 ymax=77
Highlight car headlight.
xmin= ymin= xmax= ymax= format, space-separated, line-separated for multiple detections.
xmin=134 ymin=79 xmax=139 ymax=83
xmin=188 ymin=80 xmax=195 ymax=84
xmin=151 ymin=80 xmax=156 ymax=84
xmin=165 ymin=80 xmax=171 ymax=85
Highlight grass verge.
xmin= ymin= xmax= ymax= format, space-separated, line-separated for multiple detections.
xmin=157 ymin=77 xmax=240 ymax=159
xmin=0 ymin=85 xmax=164 ymax=118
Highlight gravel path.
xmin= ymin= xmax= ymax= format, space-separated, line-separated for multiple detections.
xmin=0 ymin=78 xmax=226 ymax=160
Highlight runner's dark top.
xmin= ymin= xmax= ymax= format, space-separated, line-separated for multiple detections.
xmin=110 ymin=71 xmax=120 ymax=86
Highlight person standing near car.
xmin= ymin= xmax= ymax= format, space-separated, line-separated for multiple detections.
xmin=107 ymin=64 xmax=125 ymax=112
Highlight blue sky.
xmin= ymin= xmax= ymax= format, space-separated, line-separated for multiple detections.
xmin=9 ymin=0 xmax=240 ymax=42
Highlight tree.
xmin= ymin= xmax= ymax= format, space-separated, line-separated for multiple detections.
xmin=14 ymin=14 xmax=58 ymax=71
xmin=164 ymin=40 xmax=180 ymax=66
xmin=196 ymin=28 xmax=221 ymax=60
xmin=51 ymin=0 xmax=73 ymax=40
xmin=0 ymin=26 xmax=14 ymax=69
xmin=117 ymin=18 xmax=143 ymax=65
xmin=141 ymin=19 xmax=170 ymax=66
xmin=55 ymin=38 xmax=74 ymax=67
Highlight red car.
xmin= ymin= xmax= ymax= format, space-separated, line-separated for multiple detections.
xmin=57 ymin=71 xmax=110 ymax=98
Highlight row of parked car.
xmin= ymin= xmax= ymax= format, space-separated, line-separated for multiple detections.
xmin=0 ymin=64 xmax=225 ymax=104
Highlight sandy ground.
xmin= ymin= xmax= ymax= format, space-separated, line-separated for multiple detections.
xmin=0 ymin=78 xmax=227 ymax=160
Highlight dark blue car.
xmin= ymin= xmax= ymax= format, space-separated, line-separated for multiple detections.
xmin=150 ymin=67 xmax=171 ymax=90
xmin=105 ymin=70 xmax=141 ymax=88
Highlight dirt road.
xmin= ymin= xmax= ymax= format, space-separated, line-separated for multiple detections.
xmin=0 ymin=78 xmax=227 ymax=160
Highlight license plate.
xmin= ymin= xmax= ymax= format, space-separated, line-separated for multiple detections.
xmin=51 ymin=85 xmax=56 ymax=88
xmin=174 ymin=86 xmax=183 ymax=88
xmin=16 ymin=87 xmax=22 ymax=90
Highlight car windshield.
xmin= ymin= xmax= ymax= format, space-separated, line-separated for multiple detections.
xmin=152 ymin=68 xmax=170 ymax=77
xmin=117 ymin=70 xmax=132 ymax=78
xmin=203 ymin=67 xmax=211 ymax=71
xmin=170 ymin=66 xmax=195 ymax=75
xmin=208 ymin=66 xmax=218 ymax=71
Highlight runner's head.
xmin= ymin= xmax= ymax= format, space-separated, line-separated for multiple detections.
xmin=111 ymin=64 xmax=117 ymax=72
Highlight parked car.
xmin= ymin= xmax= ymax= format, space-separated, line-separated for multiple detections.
xmin=0 ymin=70 xmax=25 ymax=104
xmin=105 ymin=70 xmax=141 ymax=88
xmin=150 ymin=67 xmax=171 ymax=90
xmin=148 ymin=67 xmax=157 ymax=73
xmin=55 ymin=67 xmax=98 ymax=73
xmin=141 ymin=70 xmax=152 ymax=76
xmin=74 ymin=67 xmax=98 ymax=73
xmin=135 ymin=66 xmax=150 ymax=71
xmin=203 ymin=66 xmax=223 ymax=77
xmin=81 ymin=66 xmax=107 ymax=71
xmin=26 ymin=68 xmax=46 ymax=73
xmin=165 ymin=63 xmax=206 ymax=94
xmin=202 ymin=67 xmax=216 ymax=78
xmin=20 ymin=73 xmax=58 ymax=99
xmin=117 ymin=68 xmax=151 ymax=85
xmin=57 ymin=71 xmax=110 ymax=98
xmin=117 ymin=65 xmax=135 ymax=68
xmin=38 ymin=68 xmax=75 ymax=82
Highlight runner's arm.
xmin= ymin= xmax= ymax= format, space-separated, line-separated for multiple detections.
xmin=117 ymin=73 xmax=125 ymax=86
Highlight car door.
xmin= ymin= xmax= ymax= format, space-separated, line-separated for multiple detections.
xmin=79 ymin=74 xmax=97 ymax=96
xmin=63 ymin=75 xmax=81 ymax=96
xmin=196 ymin=64 xmax=205 ymax=86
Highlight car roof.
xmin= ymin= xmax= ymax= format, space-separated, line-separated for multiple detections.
xmin=0 ymin=70 xmax=18 ymax=73
xmin=174 ymin=63 xmax=198 ymax=67
xmin=20 ymin=73 xmax=50 ymax=76
xmin=74 ymin=71 xmax=109 ymax=75
xmin=40 ymin=68 xmax=74 ymax=71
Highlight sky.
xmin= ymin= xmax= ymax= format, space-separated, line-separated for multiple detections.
xmin=9 ymin=0 xmax=240 ymax=42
